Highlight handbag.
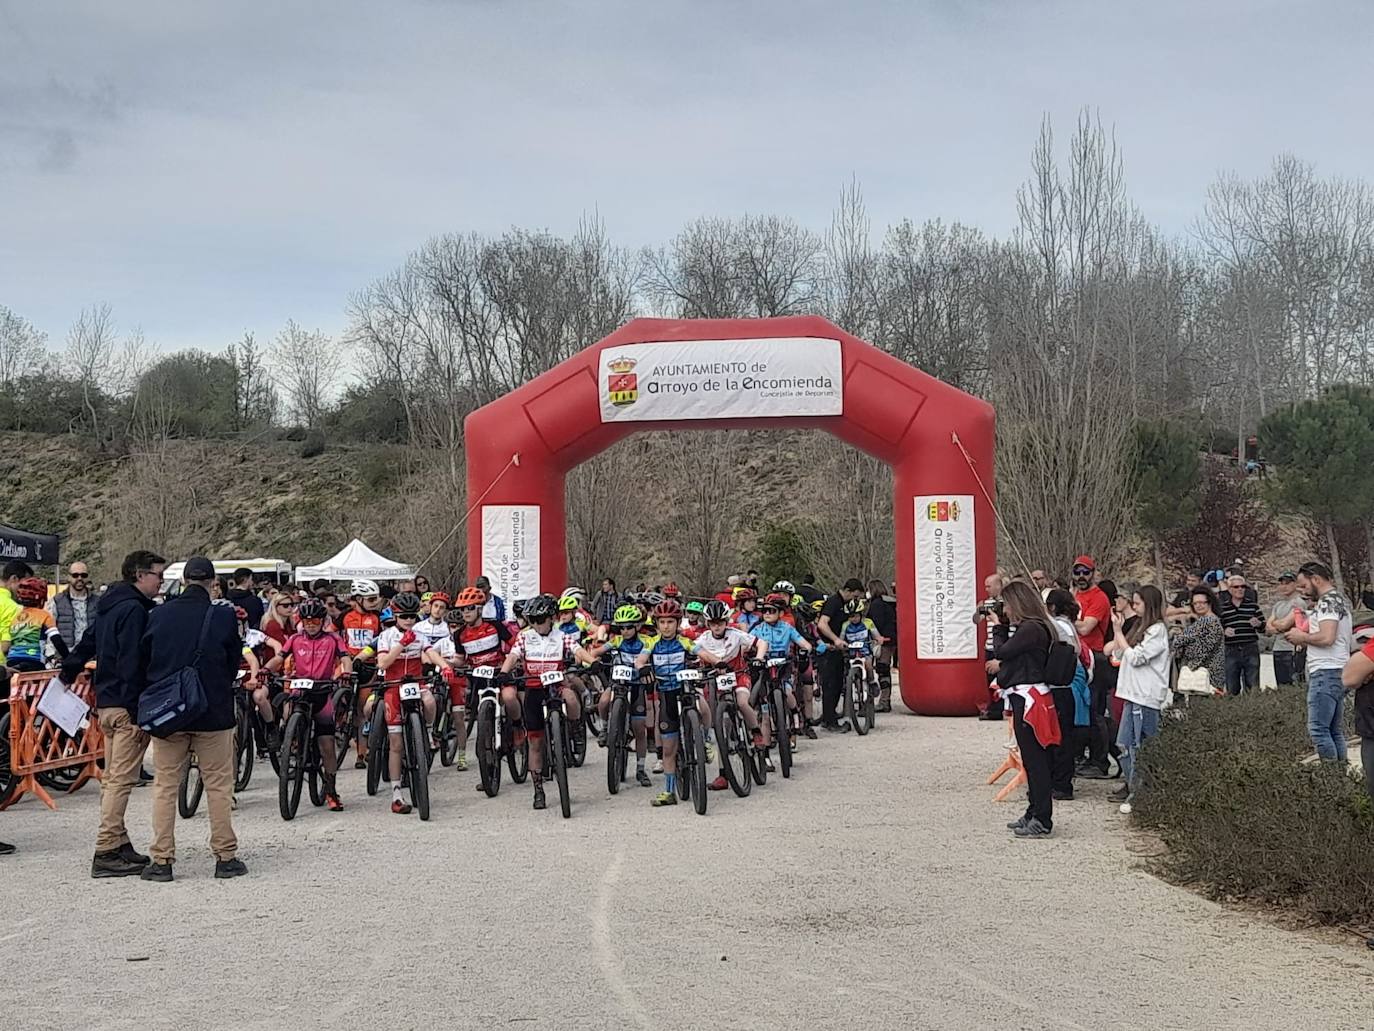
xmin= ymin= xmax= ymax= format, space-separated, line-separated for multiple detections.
xmin=1175 ymin=663 xmax=1213 ymax=695
xmin=137 ymin=604 xmax=215 ymax=737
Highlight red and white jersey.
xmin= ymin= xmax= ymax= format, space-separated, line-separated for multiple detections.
xmin=376 ymin=626 xmax=428 ymax=682
xmin=412 ymin=617 xmax=451 ymax=652
xmin=453 ymin=620 xmax=510 ymax=666
xmin=510 ymin=627 xmax=579 ymax=677
xmin=693 ymin=627 xmax=756 ymax=671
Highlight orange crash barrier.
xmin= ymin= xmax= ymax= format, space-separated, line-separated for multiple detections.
xmin=985 ymin=711 xmax=1025 ymax=802
xmin=2 ymin=670 xmax=104 ymax=811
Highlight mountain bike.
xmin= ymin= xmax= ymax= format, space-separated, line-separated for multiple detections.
xmin=603 ymin=657 xmax=638 ymax=795
xmin=330 ymin=680 xmax=356 ymax=770
xmin=431 ymin=668 xmax=459 ymax=768
xmin=395 ymin=679 xmax=433 ymax=820
xmin=535 ymin=669 xmax=572 ymax=819
xmin=177 ymin=748 xmax=204 ymax=817
xmin=234 ymin=675 xmax=256 ymax=793
xmin=709 ymin=664 xmax=754 ymax=798
xmin=843 ymin=642 xmax=876 ymax=736
xmin=672 ymin=668 xmax=708 ymax=815
xmin=471 ymin=665 xmax=510 ymax=797
xmin=758 ymin=657 xmax=793 ymax=779
xmin=277 ymin=676 xmax=337 ymax=821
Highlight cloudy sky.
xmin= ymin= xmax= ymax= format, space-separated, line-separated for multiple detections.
xmin=2 ymin=0 xmax=1370 ymax=352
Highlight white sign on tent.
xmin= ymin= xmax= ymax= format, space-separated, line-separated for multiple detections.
xmin=295 ymin=539 xmax=417 ymax=582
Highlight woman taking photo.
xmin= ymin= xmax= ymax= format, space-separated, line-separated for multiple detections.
xmin=1170 ymin=586 xmax=1225 ymax=696
xmin=1105 ymin=585 xmax=1170 ymax=814
xmin=988 ymin=581 xmax=1062 ymax=838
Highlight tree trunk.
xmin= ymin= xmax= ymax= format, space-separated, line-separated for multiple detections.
xmin=1153 ymin=537 xmax=1165 ymax=591
xmin=1324 ymin=518 xmax=1346 ymax=594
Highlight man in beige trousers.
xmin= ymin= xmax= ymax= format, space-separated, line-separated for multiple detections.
xmin=62 ymin=550 xmax=165 ymax=878
xmin=137 ymin=557 xmax=247 ymax=881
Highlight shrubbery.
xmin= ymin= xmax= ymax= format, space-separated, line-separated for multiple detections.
xmin=1134 ymin=690 xmax=1374 ymax=925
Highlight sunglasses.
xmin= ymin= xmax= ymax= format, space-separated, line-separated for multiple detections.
xmin=760 ymin=607 xmax=780 ymax=614
xmin=1072 ymin=567 xmax=1092 ymax=575
xmin=277 ymin=602 xmax=297 ymax=610
xmin=70 ymin=572 xmax=90 ymax=579
xmin=458 ymin=605 xmax=479 ymax=613
xmin=396 ymin=614 xmax=418 ymax=620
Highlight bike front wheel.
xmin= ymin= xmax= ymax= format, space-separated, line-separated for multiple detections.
xmin=234 ymin=705 xmax=255 ymax=792
xmin=606 ymin=697 xmax=627 ymax=795
xmin=406 ymin=711 xmax=431 ymax=821
xmin=684 ymin=709 xmax=707 ymax=815
xmin=715 ymin=705 xmax=750 ymax=798
xmin=547 ymin=709 xmax=571 ymax=819
xmin=476 ymin=703 xmax=501 ymax=798
xmin=178 ymin=756 xmax=204 ymax=818
xmin=773 ymin=689 xmax=792 ymax=779
xmin=278 ymin=712 xmax=307 ymax=820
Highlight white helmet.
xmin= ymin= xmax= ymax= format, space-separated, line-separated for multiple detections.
xmin=350 ymin=578 xmax=380 ymax=598
xmin=772 ymin=580 xmax=795 ymax=595
xmin=562 ymin=585 xmax=587 ymax=603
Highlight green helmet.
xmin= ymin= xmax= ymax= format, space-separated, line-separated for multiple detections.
xmin=612 ymin=604 xmax=642 ymax=626
xmin=684 ymin=600 xmax=706 ymax=616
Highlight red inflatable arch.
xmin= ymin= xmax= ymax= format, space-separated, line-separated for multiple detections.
xmin=465 ymin=315 xmax=995 ymax=716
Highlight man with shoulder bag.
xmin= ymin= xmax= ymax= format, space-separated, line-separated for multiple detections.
xmin=137 ymin=557 xmax=247 ymax=881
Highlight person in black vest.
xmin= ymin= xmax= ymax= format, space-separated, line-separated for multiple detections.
xmin=47 ymin=561 xmax=95 ymax=651
xmin=815 ymin=578 xmax=867 ymax=731
xmin=138 ymin=556 xmax=246 ymax=881
xmin=226 ymin=567 xmax=265 ymax=630
xmin=865 ymin=579 xmax=897 ymax=713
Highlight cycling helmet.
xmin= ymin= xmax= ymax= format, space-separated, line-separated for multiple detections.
xmin=391 ymin=591 xmax=421 ymax=616
xmin=444 ymin=608 xmax=463 ymax=626
xmin=557 ymin=594 xmax=580 ymax=612
xmin=763 ymin=592 xmax=790 ymax=609
xmin=641 ymin=590 xmax=665 ymax=608
xmin=14 ymin=577 xmax=47 ymax=607
xmin=350 ymin=578 xmax=380 ymax=598
xmin=233 ymin=606 xmax=249 ymax=623
xmin=298 ymin=598 xmax=327 ymax=621
xmin=652 ymin=598 xmax=683 ymax=620
xmin=428 ymin=591 xmax=448 ymax=605
xmin=772 ymin=580 xmax=795 ymax=595
xmin=611 ymin=604 xmax=640 ymax=625
xmin=843 ymin=598 xmax=867 ymax=616
xmin=810 ymin=599 xmax=824 ymax=614
xmin=420 ymin=591 xmax=434 ymax=604
xmin=512 ymin=598 xmax=528 ymax=620
xmin=702 ymin=600 xmax=731 ymax=622
xmin=662 ymin=582 xmax=682 ymax=598
xmin=380 ymin=607 xmax=395 ymax=625
xmin=455 ymin=586 xmax=485 ymax=608
xmin=525 ymin=594 xmax=558 ymax=623
xmin=684 ymin=600 xmax=706 ymax=616
xmin=562 ymin=585 xmax=587 ymax=602
xmin=736 ymin=587 xmax=756 ymax=603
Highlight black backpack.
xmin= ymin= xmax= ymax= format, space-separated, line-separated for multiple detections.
xmin=1044 ymin=637 xmax=1078 ymax=687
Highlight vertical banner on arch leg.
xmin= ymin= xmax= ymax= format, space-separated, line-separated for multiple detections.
xmin=913 ymin=495 xmax=977 ymax=659
xmin=480 ymin=505 xmax=541 ymax=601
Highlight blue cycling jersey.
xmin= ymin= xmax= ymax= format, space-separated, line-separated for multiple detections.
xmin=646 ymin=634 xmax=695 ymax=688
xmin=842 ymin=618 xmax=875 ymax=656
xmin=736 ymin=611 xmax=762 ymax=633
xmin=752 ymin=620 xmax=806 ymax=659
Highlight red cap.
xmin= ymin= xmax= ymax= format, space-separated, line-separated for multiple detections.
xmin=1072 ymin=555 xmax=1095 ymax=570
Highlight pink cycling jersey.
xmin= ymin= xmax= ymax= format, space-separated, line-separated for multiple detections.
xmin=281 ymin=631 xmax=348 ymax=682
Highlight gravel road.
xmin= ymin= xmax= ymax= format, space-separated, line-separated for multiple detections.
xmin=2 ymin=700 xmax=1370 ymax=1031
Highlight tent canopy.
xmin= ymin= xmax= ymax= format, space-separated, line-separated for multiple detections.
xmin=162 ymin=557 xmax=293 ymax=585
xmin=295 ymin=539 xmax=416 ymax=582
xmin=0 ymin=523 xmax=60 ymax=566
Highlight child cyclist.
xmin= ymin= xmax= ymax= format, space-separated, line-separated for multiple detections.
xmin=436 ymin=587 xmax=513 ymax=775
xmin=734 ymin=588 xmax=762 ymax=633
xmin=3 ymin=578 xmax=69 ymax=672
xmin=500 ymin=594 xmax=596 ymax=811
xmin=341 ymin=579 xmax=383 ymax=769
xmin=681 ymin=600 xmax=708 ymax=641
xmin=634 ymin=598 xmax=714 ymax=808
xmin=750 ymin=592 xmax=816 ymax=757
xmin=361 ymin=591 xmax=444 ymax=814
xmin=264 ymin=598 xmax=352 ymax=810
xmin=693 ymin=599 xmax=767 ymax=791
xmin=840 ymin=597 xmax=886 ymax=690
xmin=595 ymin=603 xmax=657 ymax=786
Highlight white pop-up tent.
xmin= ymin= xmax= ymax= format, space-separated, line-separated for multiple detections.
xmin=294 ymin=539 xmax=416 ymax=582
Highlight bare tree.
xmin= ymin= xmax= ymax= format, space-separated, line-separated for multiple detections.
xmin=271 ymin=319 xmax=337 ymax=428
xmin=66 ymin=303 xmax=116 ymax=441
xmin=0 ymin=305 xmax=46 ymax=387
xmin=227 ymin=331 xmax=278 ymax=429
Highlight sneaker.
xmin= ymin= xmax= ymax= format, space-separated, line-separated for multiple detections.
xmin=651 ymin=790 xmax=678 ymax=807
xmin=456 ymin=753 xmax=468 ymax=772
xmin=137 ymin=766 xmax=154 ymax=785
xmin=708 ymin=775 xmax=728 ymax=791
xmin=764 ymin=755 xmax=776 ymax=773
xmin=140 ymin=862 xmax=174 ymax=882
xmin=1078 ymin=764 xmax=1111 ymax=780
xmin=0 ymin=841 xmax=15 ymax=856
xmin=1012 ymin=818 xmax=1052 ymax=838
xmin=977 ymin=709 xmax=1000 ymax=721
xmin=704 ymin=742 xmax=715 ymax=764
xmin=325 ymin=793 xmax=344 ymax=811
xmin=391 ymin=798 xmax=412 ymax=815
xmin=652 ymin=758 xmax=664 ymax=774
xmin=1006 ymin=816 xmax=1028 ymax=830
xmin=751 ymin=730 xmax=765 ymax=748
xmin=1108 ymin=785 xmax=1130 ymax=803
xmin=1119 ymin=798 xmax=1134 ymax=815
xmin=117 ymin=842 xmax=150 ymax=866
xmin=597 ymin=730 xmax=608 ymax=748
xmin=92 ymin=851 xmax=144 ymax=879
xmin=636 ymin=769 xmax=652 ymax=787
xmin=533 ymin=785 xmax=546 ymax=811
xmin=354 ymin=757 xmax=367 ymax=770
xmin=821 ymin=721 xmax=850 ymax=734
xmin=803 ymin=725 xmax=818 ymax=740
xmin=214 ymin=858 xmax=248 ymax=879
xmin=1051 ymin=789 xmax=1074 ymax=801
xmin=265 ymin=727 xmax=280 ymax=752
xmin=877 ymin=701 xmax=892 ymax=714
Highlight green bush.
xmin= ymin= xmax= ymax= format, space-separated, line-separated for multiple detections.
xmin=1133 ymin=690 xmax=1374 ymax=925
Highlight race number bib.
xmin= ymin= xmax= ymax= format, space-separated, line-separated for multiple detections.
xmin=399 ymin=683 xmax=422 ymax=701
xmin=717 ymin=672 xmax=737 ymax=690
xmin=612 ymin=665 xmax=634 ymax=683
xmin=540 ymin=670 xmax=565 ymax=687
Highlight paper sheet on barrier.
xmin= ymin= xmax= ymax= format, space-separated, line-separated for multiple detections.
xmin=36 ymin=676 xmax=90 ymax=737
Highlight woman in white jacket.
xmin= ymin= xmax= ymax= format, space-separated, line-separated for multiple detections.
xmin=1104 ymin=584 xmax=1170 ymax=815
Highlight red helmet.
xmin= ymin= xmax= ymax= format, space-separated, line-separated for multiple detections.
xmin=763 ymin=592 xmax=791 ymax=609
xmin=662 ymin=582 xmax=681 ymax=598
xmin=735 ymin=587 xmax=756 ymax=602
xmin=652 ymin=599 xmax=683 ymax=620
xmin=15 ymin=577 xmax=47 ymax=607
xmin=430 ymin=591 xmax=450 ymax=605
xmin=455 ymin=587 xmax=485 ymax=608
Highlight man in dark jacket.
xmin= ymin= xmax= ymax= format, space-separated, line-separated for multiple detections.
xmin=226 ymin=567 xmax=264 ymax=630
xmin=66 ymin=550 xmax=165 ymax=878
xmin=138 ymin=556 xmax=246 ymax=881
xmin=865 ymin=579 xmax=898 ymax=713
